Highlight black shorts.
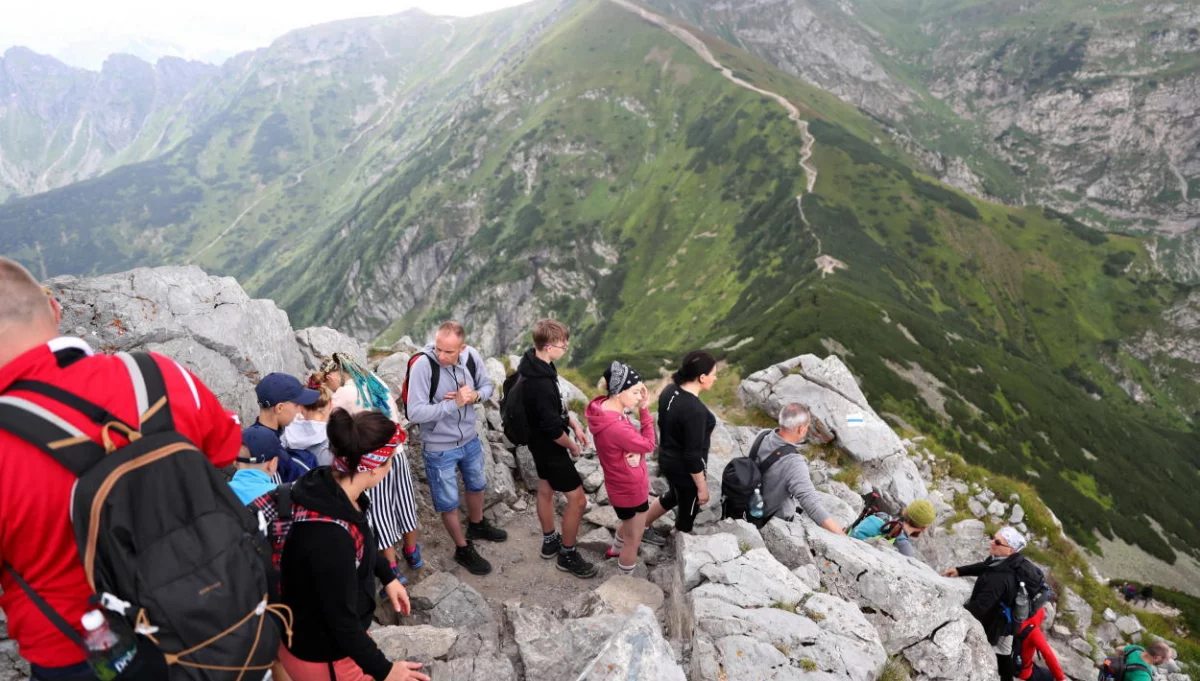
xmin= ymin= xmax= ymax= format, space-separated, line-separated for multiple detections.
xmin=658 ymin=458 xmax=701 ymax=532
xmin=614 ymin=500 xmax=650 ymax=520
xmin=531 ymin=446 xmax=583 ymax=493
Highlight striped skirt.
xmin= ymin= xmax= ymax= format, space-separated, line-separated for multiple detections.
xmin=366 ymin=447 xmax=419 ymax=550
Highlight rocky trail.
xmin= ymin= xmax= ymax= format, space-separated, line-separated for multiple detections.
xmin=1 ymin=265 xmax=1193 ymax=681
xmin=608 ymin=0 xmax=826 ymax=257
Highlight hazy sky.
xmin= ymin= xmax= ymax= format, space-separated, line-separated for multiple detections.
xmin=0 ymin=0 xmax=530 ymax=69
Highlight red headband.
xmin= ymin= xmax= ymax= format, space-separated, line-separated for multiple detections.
xmin=333 ymin=425 xmax=406 ymax=474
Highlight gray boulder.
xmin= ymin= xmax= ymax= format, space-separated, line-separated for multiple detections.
xmin=515 ymin=445 xmax=540 ymax=492
xmin=861 ymin=452 xmax=929 ymax=508
xmin=484 ymin=358 xmax=506 ymax=404
xmin=801 ymin=518 xmax=994 ymax=679
xmin=481 ymin=439 xmax=518 ymax=508
xmin=375 ymin=352 xmax=413 ymax=396
xmin=1059 ymin=587 xmax=1094 ymax=634
xmin=295 ymin=326 xmax=367 ymax=371
xmin=1115 ymin=614 xmax=1143 ymax=635
xmin=372 ymin=625 xmax=457 ymax=664
xmin=919 ymin=519 xmax=987 ymax=573
xmin=593 ymin=576 xmax=665 ymax=615
xmin=507 ymin=603 xmax=628 ymax=681
xmin=51 ymin=266 xmax=308 ymax=422
xmin=405 ymin=572 xmax=497 ymax=649
xmin=574 ymin=606 xmax=686 ymax=681
xmin=427 ymin=655 xmax=516 ymax=681
xmin=761 ymin=518 xmax=814 ymax=569
xmin=740 ymin=355 xmax=905 ymax=462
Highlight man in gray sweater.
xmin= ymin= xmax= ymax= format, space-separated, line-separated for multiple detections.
xmin=760 ymin=403 xmax=845 ymax=534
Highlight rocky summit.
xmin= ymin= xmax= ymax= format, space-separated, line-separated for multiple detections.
xmin=3 ymin=265 xmax=1195 ymax=681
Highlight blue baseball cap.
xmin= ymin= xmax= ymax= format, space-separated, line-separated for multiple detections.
xmin=240 ymin=427 xmax=283 ymax=464
xmin=255 ymin=372 xmax=320 ymax=408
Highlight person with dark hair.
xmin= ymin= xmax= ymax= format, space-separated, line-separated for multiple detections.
xmin=643 ymin=350 xmax=719 ymax=537
xmin=320 ymin=353 xmax=423 ymax=582
xmin=586 ymin=361 xmax=664 ymax=576
xmin=278 ymin=409 xmax=429 ymax=681
xmin=518 ymin=319 xmax=597 ymax=579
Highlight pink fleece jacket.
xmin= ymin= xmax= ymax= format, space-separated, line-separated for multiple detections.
xmin=586 ymin=396 xmax=656 ymax=509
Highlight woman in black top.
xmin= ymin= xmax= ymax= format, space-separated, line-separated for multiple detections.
xmin=279 ymin=409 xmax=430 ymax=681
xmin=644 ymin=350 xmax=718 ymax=535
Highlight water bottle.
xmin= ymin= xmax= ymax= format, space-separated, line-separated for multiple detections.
xmin=749 ymin=486 xmax=765 ymax=519
xmin=82 ymin=609 xmax=139 ymax=680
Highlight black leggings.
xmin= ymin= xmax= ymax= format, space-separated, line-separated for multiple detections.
xmin=996 ymin=654 xmax=1014 ymax=681
xmin=658 ymin=458 xmax=701 ymax=532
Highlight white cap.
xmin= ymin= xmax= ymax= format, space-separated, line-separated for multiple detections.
xmin=81 ymin=610 xmax=107 ymax=632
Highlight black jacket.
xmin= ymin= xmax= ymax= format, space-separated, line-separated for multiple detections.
xmin=519 ymin=348 xmax=569 ymax=456
xmin=281 ymin=468 xmax=396 ymax=679
xmin=957 ymin=553 xmax=1035 ymax=645
xmin=657 ymin=383 xmax=716 ymax=475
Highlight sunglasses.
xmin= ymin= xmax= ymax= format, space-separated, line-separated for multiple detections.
xmin=991 ymin=537 xmax=1009 ymax=548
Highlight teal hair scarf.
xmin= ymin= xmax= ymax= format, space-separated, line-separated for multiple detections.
xmin=331 ymin=352 xmax=391 ymax=414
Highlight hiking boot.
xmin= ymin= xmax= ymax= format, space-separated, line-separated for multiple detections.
xmin=556 ymin=550 xmax=598 ymax=579
xmin=404 ymin=544 xmax=424 ymax=570
xmin=641 ymin=527 xmax=669 ymax=547
xmin=541 ymin=534 xmax=562 ymax=560
xmin=466 ymin=519 xmax=509 ymax=543
xmin=454 ymin=542 xmax=492 ymax=576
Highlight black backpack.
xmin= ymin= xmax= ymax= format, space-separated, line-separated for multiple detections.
xmin=500 ymin=371 xmax=530 ymax=446
xmin=0 ymin=352 xmax=283 ymax=680
xmin=720 ymin=430 xmax=798 ymax=527
xmin=1097 ymin=647 xmax=1151 ymax=681
xmin=400 ymin=352 xmax=478 ymax=419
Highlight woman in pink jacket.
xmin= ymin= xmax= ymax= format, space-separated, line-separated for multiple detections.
xmin=585 ymin=361 xmax=659 ymax=575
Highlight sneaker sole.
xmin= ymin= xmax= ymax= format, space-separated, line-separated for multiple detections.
xmin=468 ymin=534 xmax=510 ymax=543
xmin=556 ymin=563 xmax=598 ymax=579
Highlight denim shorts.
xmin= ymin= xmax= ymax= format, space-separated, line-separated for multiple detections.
xmin=423 ymin=437 xmax=488 ymax=513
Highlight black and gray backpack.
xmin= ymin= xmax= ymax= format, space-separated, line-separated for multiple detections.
xmin=0 ymin=352 xmax=283 ymax=680
xmin=720 ymin=429 xmax=798 ymax=527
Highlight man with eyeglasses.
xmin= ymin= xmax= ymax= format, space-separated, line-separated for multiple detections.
xmin=943 ymin=526 xmax=1041 ymax=681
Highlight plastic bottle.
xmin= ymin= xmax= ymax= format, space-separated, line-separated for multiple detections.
xmin=82 ymin=609 xmax=139 ymax=681
xmin=749 ymin=486 xmax=765 ymax=519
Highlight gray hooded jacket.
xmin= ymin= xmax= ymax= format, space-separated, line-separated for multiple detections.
xmin=404 ymin=344 xmax=494 ymax=452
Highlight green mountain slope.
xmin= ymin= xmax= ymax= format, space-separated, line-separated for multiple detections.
xmin=646 ymin=0 xmax=1200 ymax=278
xmin=0 ymin=0 xmax=1196 ymax=562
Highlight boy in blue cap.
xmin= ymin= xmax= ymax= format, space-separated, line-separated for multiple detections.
xmin=245 ymin=372 xmax=321 ymax=483
xmin=229 ymin=428 xmax=283 ymax=504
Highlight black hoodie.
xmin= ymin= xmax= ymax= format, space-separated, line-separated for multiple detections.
xmin=281 ymin=467 xmax=396 ymax=679
xmin=957 ymin=553 xmax=1036 ymax=645
xmin=518 ymin=347 xmax=570 ymax=456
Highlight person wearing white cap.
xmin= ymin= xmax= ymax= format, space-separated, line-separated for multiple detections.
xmin=943 ymin=526 xmax=1040 ymax=681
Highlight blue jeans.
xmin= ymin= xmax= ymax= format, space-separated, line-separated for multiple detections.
xmin=423 ymin=438 xmax=487 ymax=513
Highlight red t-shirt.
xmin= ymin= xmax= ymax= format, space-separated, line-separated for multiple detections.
xmin=0 ymin=339 xmax=241 ymax=668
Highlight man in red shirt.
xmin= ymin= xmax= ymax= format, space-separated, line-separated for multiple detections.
xmin=0 ymin=258 xmax=242 ymax=679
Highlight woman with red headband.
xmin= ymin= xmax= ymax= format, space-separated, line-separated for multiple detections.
xmin=278 ymin=409 xmax=430 ymax=681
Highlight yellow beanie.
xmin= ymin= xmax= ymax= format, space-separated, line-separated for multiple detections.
xmin=904 ymin=499 xmax=936 ymax=528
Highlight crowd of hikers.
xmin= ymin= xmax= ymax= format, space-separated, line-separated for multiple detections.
xmin=0 ymin=255 xmax=1179 ymax=681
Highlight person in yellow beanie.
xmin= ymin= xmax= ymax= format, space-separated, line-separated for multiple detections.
xmin=848 ymin=498 xmax=936 ymax=557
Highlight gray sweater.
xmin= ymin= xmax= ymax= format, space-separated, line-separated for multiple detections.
xmin=405 ymin=344 xmax=494 ymax=452
xmin=757 ymin=430 xmax=831 ymax=526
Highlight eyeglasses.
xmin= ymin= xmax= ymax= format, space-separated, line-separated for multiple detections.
xmin=549 ymin=343 xmax=569 ymax=351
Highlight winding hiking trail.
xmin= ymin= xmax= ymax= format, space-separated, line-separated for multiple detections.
xmin=609 ymin=0 xmax=825 ymax=257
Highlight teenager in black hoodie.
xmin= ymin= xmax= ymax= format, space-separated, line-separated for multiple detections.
xmin=944 ymin=526 xmax=1039 ymax=681
xmin=278 ymin=409 xmax=429 ymax=681
xmin=518 ymin=319 xmax=597 ymax=579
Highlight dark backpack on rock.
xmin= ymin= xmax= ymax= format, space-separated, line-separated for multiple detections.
xmin=400 ymin=352 xmax=478 ymax=420
xmin=500 ymin=371 xmax=530 ymax=446
xmin=721 ymin=430 xmax=798 ymax=527
xmin=0 ymin=352 xmax=282 ymax=680
xmin=1097 ymin=647 xmax=1151 ymax=681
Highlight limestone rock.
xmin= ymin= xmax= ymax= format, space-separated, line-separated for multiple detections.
xmin=427 ymin=655 xmax=516 ymax=681
xmin=584 ymin=505 xmax=621 ymax=531
xmin=576 ymin=527 xmax=614 ymax=552
xmin=987 ymin=499 xmax=1007 ymax=517
xmin=1070 ymin=638 xmax=1093 ymax=655
xmin=484 ymin=358 xmax=506 ymax=404
xmin=406 ymin=573 xmax=497 ymax=648
xmin=968 ymin=497 xmax=987 ymax=518
xmin=1115 ymin=614 xmax=1143 ymax=635
xmin=1059 ymin=587 xmax=1094 ymax=635
xmin=483 ymin=440 xmax=519 ymax=508
xmin=507 ymin=604 xmax=628 ymax=681
xmin=372 ymin=625 xmax=457 ymax=664
xmin=761 ymin=517 xmax=814 ymax=569
xmin=594 ymin=576 xmax=665 ymax=615
xmin=675 ymin=532 xmax=743 ymax=591
xmin=295 ymin=326 xmax=367 ymax=371
xmin=52 ymin=266 xmax=308 ymax=422
xmin=1103 ymin=607 xmax=1118 ymax=622
xmin=574 ymin=606 xmax=685 ymax=681
xmin=692 ymin=548 xmax=812 ymax=609
xmin=559 ymin=375 xmax=588 ymax=406
xmin=861 ymin=452 xmax=929 ymax=508
xmin=515 ymin=445 xmax=540 ymax=492
xmin=376 ymin=352 xmax=413 ymax=396
xmin=919 ymin=518 xmax=987 ymax=573
xmin=740 ymin=355 xmax=905 ymax=462
xmin=1009 ymin=503 xmax=1025 ymax=525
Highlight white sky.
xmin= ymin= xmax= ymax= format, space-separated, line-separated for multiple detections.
xmin=0 ymin=0 xmax=530 ymax=69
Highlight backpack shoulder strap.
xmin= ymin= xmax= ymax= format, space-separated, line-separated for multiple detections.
xmin=758 ymin=441 xmax=799 ymax=474
xmin=1 ymin=562 xmax=86 ymax=650
xmin=0 ymin=396 xmax=105 ymax=475
xmin=6 ymin=380 xmax=135 ymax=431
xmin=747 ymin=429 xmax=771 ymax=461
xmin=467 ymin=352 xmax=478 ymax=383
xmin=117 ymin=352 xmax=173 ymax=433
xmin=424 ymin=353 xmax=440 ymax=405
xmin=276 ymin=483 xmax=294 ymax=520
